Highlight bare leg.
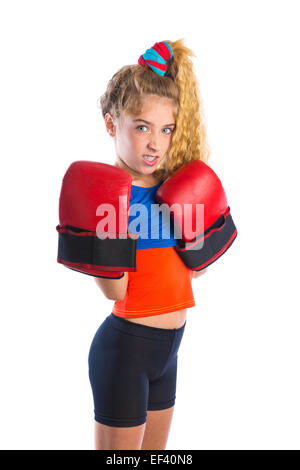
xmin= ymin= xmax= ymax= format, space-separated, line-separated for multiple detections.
xmin=94 ymin=421 xmax=146 ymax=450
xmin=141 ymin=406 xmax=175 ymax=450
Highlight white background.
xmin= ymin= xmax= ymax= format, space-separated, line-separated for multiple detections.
xmin=0 ymin=0 xmax=299 ymax=450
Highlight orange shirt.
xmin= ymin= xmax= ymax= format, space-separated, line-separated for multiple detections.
xmin=113 ymin=182 xmax=195 ymax=318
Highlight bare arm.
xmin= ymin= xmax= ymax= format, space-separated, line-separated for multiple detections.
xmin=94 ymin=272 xmax=128 ymax=301
xmin=192 ymin=268 xmax=208 ymax=279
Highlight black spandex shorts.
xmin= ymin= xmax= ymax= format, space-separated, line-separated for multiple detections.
xmin=88 ymin=312 xmax=186 ymax=427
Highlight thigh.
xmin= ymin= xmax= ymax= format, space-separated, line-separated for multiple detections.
xmin=95 ymin=421 xmax=146 ymax=450
xmin=147 ymin=324 xmax=186 ymax=411
xmin=88 ymin=318 xmax=150 ymax=427
xmin=148 ymin=354 xmax=178 ymax=411
xmin=141 ymin=406 xmax=175 ymax=450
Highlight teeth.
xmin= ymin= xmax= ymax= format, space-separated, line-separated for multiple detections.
xmin=144 ymin=156 xmax=156 ymax=161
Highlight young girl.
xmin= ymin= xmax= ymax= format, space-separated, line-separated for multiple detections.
xmin=87 ymin=39 xmax=210 ymax=450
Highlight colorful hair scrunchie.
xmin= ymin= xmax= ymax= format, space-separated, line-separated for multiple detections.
xmin=138 ymin=41 xmax=173 ymax=77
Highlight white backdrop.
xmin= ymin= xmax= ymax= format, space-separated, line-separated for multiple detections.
xmin=0 ymin=0 xmax=299 ymax=450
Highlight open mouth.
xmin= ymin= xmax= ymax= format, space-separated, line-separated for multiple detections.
xmin=143 ymin=155 xmax=159 ymax=165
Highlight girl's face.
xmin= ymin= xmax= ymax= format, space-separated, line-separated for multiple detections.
xmin=106 ymin=94 xmax=177 ymax=183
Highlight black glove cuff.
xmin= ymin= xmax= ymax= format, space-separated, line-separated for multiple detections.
xmin=56 ymin=225 xmax=138 ymax=272
xmin=174 ymin=207 xmax=237 ymax=271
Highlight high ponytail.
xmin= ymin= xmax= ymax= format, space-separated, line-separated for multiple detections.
xmin=163 ymin=38 xmax=210 ymax=179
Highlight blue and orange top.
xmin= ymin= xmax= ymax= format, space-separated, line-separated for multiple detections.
xmin=113 ymin=181 xmax=195 ymax=318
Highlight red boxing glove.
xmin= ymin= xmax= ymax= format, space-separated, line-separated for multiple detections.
xmin=155 ymin=160 xmax=237 ymax=271
xmin=56 ymin=161 xmax=138 ymax=278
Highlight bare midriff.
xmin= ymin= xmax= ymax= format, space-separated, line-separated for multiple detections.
xmin=124 ymin=309 xmax=187 ymax=329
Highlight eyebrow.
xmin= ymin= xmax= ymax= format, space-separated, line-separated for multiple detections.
xmin=133 ymin=119 xmax=176 ymax=127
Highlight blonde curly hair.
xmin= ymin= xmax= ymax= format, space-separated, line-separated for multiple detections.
xmin=98 ymin=38 xmax=210 ymax=181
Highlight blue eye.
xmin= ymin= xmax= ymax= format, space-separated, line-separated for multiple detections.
xmin=136 ymin=126 xmax=173 ymax=134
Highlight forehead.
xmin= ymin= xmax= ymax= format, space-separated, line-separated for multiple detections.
xmin=140 ymin=95 xmax=176 ymax=113
xmin=129 ymin=96 xmax=177 ymax=124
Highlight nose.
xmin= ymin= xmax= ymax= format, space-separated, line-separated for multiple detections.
xmin=147 ymin=132 xmax=161 ymax=152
